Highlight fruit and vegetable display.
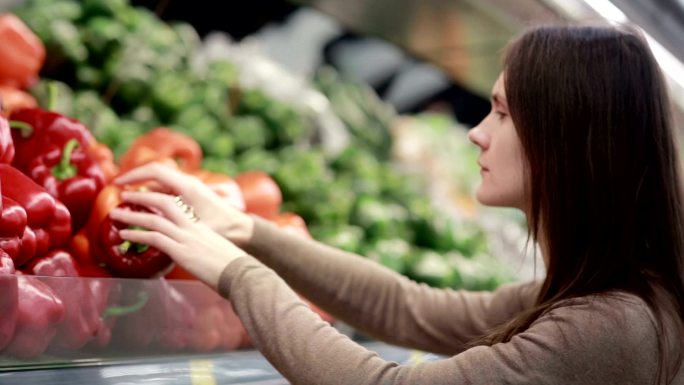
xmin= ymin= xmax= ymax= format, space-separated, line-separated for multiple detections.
xmin=0 ymin=0 xmax=517 ymax=359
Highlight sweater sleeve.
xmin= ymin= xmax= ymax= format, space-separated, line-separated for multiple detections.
xmin=241 ymin=217 xmax=540 ymax=355
xmin=218 ymin=256 xmax=658 ymax=385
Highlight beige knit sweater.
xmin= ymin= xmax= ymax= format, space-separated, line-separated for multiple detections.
xmin=218 ymin=218 xmax=683 ymax=385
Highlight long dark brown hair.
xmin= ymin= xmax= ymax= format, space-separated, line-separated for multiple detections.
xmin=478 ymin=25 xmax=684 ymax=384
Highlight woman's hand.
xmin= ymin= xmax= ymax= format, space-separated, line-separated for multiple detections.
xmin=109 ymin=190 xmax=248 ymax=288
xmin=114 ymin=162 xmax=254 ymax=245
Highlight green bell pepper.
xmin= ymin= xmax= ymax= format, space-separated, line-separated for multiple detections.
xmin=363 ymin=238 xmax=412 ymax=274
xmin=406 ymin=249 xmax=459 ymax=288
xmin=309 ymin=224 xmax=364 ymax=253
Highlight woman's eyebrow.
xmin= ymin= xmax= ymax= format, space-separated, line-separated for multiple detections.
xmin=492 ymin=93 xmax=508 ymax=108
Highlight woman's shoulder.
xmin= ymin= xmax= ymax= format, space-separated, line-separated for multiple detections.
xmin=542 ymin=290 xmax=655 ymax=333
xmin=453 ymin=290 xmax=664 ymax=384
xmin=554 ymin=289 xmax=651 ymax=310
xmin=531 ymin=290 xmax=684 ymax=384
xmin=532 ymin=290 xmax=658 ymax=358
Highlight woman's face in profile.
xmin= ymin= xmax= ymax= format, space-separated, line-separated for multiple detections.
xmin=468 ymin=73 xmax=528 ymax=210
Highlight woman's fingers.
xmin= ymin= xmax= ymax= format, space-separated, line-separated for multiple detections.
xmin=109 ymin=208 xmax=185 ymax=240
xmin=118 ymin=228 xmax=179 ymax=257
xmin=118 ymin=191 xmax=195 ymax=225
xmin=117 ymin=208 xmax=247 ymax=289
xmin=114 ymin=162 xmax=197 ymax=194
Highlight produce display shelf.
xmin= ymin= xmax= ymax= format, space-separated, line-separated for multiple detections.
xmin=0 ymin=341 xmax=441 ymax=384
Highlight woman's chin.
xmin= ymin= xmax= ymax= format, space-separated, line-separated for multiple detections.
xmin=475 ymin=189 xmax=494 ymax=206
xmin=475 ymin=188 xmax=516 ymax=208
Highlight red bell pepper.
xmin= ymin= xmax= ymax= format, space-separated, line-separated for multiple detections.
xmin=95 ymin=202 xmax=173 ymax=278
xmin=85 ymin=187 xmax=172 ymax=278
xmin=87 ymin=140 xmax=119 ymax=184
xmin=7 ymin=91 xmax=106 ymax=222
xmin=0 ymin=251 xmax=18 ymax=350
xmin=118 ymin=127 xmax=202 ymax=174
xmin=177 ymin=285 xmax=219 ymax=352
xmin=0 ymin=164 xmax=55 ymax=226
xmin=69 ymin=228 xmax=110 ymax=277
xmin=85 ymin=278 xmax=118 ymax=349
xmin=26 ymin=138 xmax=105 ymax=231
xmin=85 ymin=185 xmax=122 ymax=241
xmin=14 ymin=227 xmax=37 ymax=268
xmin=112 ymin=279 xmax=195 ymax=351
xmin=157 ymin=281 xmax=196 ymax=351
xmin=0 ymin=195 xmax=37 ymax=267
xmin=9 ymin=107 xmax=94 ymax=171
xmin=0 ymin=164 xmax=72 ymax=260
xmin=68 ymin=230 xmax=117 ymax=349
xmin=62 ymin=249 xmax=122 ymax=351
xmin=26 ymin=250 xmax=104 ymax=350
xmin=84 ymin=185 xmax=121 ymax=268
xmin=0 ymin=14 xmax=45 ymax=89
xmin=46 ymin=200 xmax=71 ymax=253
xmin=189 ymin=305 xmax=225 ymax=352
xmin=216 ymin=300 xmax=244 ymax=351
xmin=0 ymin=115 xmax=13 ymax=164
xmin=58 ymin=229 xmax=120 ymax=350
xmin=110 ymin=285 xmax=156 ymax=350
xmin=177 ymin=285 xmax=241 ymax=352
xmin=0 ymin=195 xmax=29 ymax=263
xmin=3 ymin=272 xmax=65 ymax=358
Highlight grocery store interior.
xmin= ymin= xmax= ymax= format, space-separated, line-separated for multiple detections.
xmin=0 ymin=0 xmax=683 ymax=383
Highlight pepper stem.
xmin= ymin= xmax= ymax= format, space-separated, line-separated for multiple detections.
xmin=52 ymin=139 xmax=79 ymax=180
xmin=135 ymin=243 xmax=150 ymax=253
xmin=102 ymin=291 xmax=150 ymax=318
xmin=9 ymin=121 xmax=33 ymax=138
xmin=118 ymin=225 xmax=150 ymax=254
xmin=48 ymin=81 xmax=59 ymax=112
xmin=119 ymin=241 xmax=132 ymax=254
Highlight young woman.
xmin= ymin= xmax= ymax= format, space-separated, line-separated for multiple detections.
xmin=110 ymin=24 xmax=684 ymax=384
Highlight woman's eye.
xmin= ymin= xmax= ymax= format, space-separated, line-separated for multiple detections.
xmin=495 ymin=111 xmax=507 ymax=120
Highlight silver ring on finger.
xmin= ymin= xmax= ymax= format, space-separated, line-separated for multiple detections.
xmin=174 ymin=195 xmax=198 ymax=222
xmin=174 ymin=195 xmax=186 ymax=207
xmin=187 ymin=209 xmax=199 ymax=222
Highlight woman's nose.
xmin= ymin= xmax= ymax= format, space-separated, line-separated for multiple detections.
xmin=468 ymin=126 xmax=490 ymax=150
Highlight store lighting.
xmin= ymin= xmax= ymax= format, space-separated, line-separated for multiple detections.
xmin=583 ymin=0 xmax=628 ymax=23
xmin=582 ymin=0 xmax=684 ymax=93
xmin=643 ymin=35 xmax=684 ymax=91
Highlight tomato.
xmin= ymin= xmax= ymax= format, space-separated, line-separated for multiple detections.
xmin=0 ymin=86 xmax=37 ymax=116
xmin=0 ymin=14 xmax=45 ymax=89
xmin=165 ymin=264 xmax=197 ymax=280
xmin=270 ymin=212 xmax=310 ymax=238
xmin=118 ymin=128 xmax=202 ymax=174
xmin=87 ymin=141 xmax=119 ymax=183
xmin=301 ymin=297 xmax=335 ymax=324
xmin=235 ymin=171 xmax=282 ymax=218
xmin=193 ymin=170 xmax=246 ymax=212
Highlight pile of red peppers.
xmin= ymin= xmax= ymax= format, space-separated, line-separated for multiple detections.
xmin=0 ymin=107 xmax=253 ymax=357
xmin=0 ymin=103 xmax=185 ymax=357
